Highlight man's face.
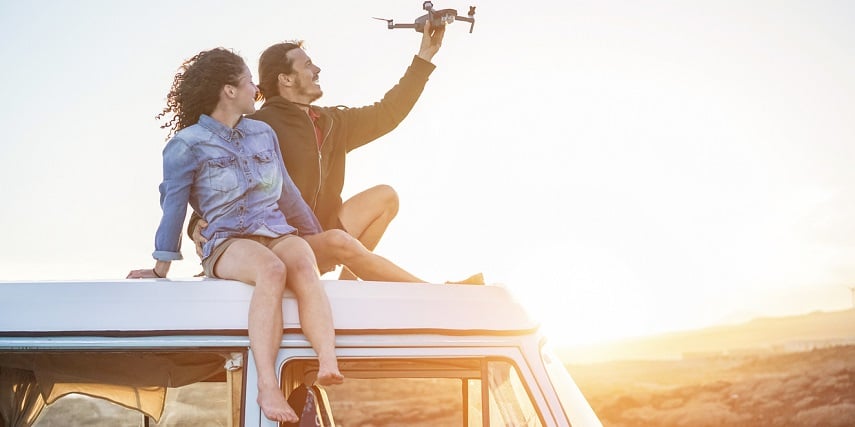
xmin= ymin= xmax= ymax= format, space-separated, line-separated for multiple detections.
xmin=284 ymin=48 xmax=322 ymax=103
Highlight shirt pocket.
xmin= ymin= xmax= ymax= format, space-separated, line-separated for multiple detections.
xmin=253 ymin=149 xmax=279 ymax=186
xmin=205 ymin=156 xmax=240 ymax=193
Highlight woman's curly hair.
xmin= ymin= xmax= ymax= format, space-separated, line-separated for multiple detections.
xmin=156 ymin=47 xmax=247 ymax=138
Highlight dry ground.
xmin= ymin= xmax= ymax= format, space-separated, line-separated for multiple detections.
xmin=566 ymin=345 xmax=855 ymax=427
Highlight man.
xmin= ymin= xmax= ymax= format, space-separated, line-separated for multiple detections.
xmin=192 ymin=21 xmax=482 ymax=284
xmin=251 ymin=20 xmax=443 ymax=280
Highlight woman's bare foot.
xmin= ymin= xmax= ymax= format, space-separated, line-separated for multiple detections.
xmin=257 ymin=384 xmax=298 ymax=422
xmin=316 ymin=363 xmax=344 ymax=386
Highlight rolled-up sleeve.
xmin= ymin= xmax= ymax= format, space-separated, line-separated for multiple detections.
xmin=153 ymin=137 xmax=196 ymax=260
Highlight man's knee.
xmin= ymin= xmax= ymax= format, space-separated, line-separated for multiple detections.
xmin=326 ymin=229 xmax=357 ymax=251
xmin=373 ymin=184 xmax=399 ymax=216
xmin=324 ymin=230 xmax=366 ymax=260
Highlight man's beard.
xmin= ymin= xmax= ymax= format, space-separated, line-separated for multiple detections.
xmin=296 ymin=78 xmax=323 ymax=103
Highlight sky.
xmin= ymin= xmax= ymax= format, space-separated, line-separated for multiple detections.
xmin=1 ymin=0 xmax=854 ymax=347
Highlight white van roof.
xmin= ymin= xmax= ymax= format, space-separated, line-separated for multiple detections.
xmin=0 ymin=279 xmax=538 ymax=337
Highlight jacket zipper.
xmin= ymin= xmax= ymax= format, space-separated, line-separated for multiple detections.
xmin=309 ymin=113 xmax=334 ymax=212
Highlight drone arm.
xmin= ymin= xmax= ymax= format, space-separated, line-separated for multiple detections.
xmin=391 ymin=23 xmax=417 ymax=30
xmin=455 ymin=16 xmax=475 ymax=33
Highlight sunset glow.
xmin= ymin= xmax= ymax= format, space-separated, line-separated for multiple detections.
xmin=1 ymin=1 xmax=853 ymax=348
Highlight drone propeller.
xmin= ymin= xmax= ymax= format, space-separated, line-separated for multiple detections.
xmin=372 ymin=17 xmax=394 ymax=29
xmin=456 ymin=6 xmax=476 ymax=33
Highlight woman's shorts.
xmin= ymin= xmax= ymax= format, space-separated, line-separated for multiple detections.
xmin=202 ymin=233 xmax=297 ymax=278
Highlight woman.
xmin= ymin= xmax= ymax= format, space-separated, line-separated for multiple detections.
xmin=127 ymin=47 xmax=343 ymax=423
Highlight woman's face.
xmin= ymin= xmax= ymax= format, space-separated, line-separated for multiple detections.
xmin=232 ymin=66 xmax=259 ymax=115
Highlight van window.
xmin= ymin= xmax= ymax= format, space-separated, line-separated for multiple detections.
xmin=0 ymin=351 xmax=243 ymax=427
xmin=33 ymin=381 xmax=233 ymax=426
xmin=281 ymin=358 xmax=544 ymax=427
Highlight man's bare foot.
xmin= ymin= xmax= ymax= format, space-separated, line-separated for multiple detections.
xmin=257 ymin=384 xmax=298 ymax=422
xmin=315 ymin=365 xmax=344 ymax=386
xmin=446 ymin=272 xmax=485 ymax=285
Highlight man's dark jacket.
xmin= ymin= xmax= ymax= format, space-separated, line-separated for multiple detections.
xmin=249 ymin=56 xmax=435 ymax=230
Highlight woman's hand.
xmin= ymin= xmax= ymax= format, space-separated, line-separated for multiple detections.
xmin=127 ymin=261 xmax=170 ymax=279
xmin=126 ymin=268 xmax=160 ymax=279
xmin=193 ymin=219 xmax=209 ymax=258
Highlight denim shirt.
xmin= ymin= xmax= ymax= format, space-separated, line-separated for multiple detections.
xmin=152 ymin=114 xmax=321 ymax=261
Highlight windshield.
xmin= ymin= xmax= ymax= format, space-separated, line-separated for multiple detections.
xmin=540 ymin=342 xmax=603 ymax=427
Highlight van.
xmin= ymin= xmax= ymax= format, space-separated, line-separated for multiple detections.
xmin=0 ymin=279 xmax=601 ymax=426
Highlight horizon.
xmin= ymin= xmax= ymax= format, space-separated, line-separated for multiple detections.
xmin=557 ymin=304 xmax=855 ymax=364
xmin=1 ymin=1 xmax=854 ymax=347
xmin=562 ymin=303 xmax=855 ymax=343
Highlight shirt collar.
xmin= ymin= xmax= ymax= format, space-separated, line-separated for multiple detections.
xmin=198 ymin=114 xmax=246 ymax=142
xmin=262 ymin=96 xmax=315 ymax=115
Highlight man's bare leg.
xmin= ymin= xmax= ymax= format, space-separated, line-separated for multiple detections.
xmin=304 ymin=230 xmax=424 ymax=283
xmin=337 ymin=185 xmax=399 ymax=280
xmin=213 ymin=240 xmax=298 ymax=423
xmin=271 ymin=237 xmax=343 ymax=386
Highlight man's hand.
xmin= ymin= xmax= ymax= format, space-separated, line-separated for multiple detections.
xmin=417 ymin=19 xmax=446 ymax=62
xmin=192 ymin=219 xmax=209 ymax=258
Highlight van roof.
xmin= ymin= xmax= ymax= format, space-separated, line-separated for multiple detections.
xmin=0 ymin=279 xmax=539 ymax=337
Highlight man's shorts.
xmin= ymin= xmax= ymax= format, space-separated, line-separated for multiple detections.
xmin=202 ymin=233 xmax=297 ymax=278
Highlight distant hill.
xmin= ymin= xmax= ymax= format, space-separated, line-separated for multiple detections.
xmin=558 ymin=308 xmax=855 ymax=364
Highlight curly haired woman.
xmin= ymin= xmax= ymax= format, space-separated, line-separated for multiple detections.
xmin=128 ymin=47 xmax=343 ymax=423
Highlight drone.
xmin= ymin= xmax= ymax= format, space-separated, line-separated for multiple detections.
xmin=374 ymin=1 xmax=476 ymax=34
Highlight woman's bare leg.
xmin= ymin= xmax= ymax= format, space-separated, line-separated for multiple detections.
xmin=271 ymin=236 xmax=343 ymax=386
xmin=214 ymin=239 xmax=298 ymax=423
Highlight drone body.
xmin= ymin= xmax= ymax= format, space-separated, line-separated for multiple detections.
xmin=375 ymin=1 xmax=476 ymax=33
